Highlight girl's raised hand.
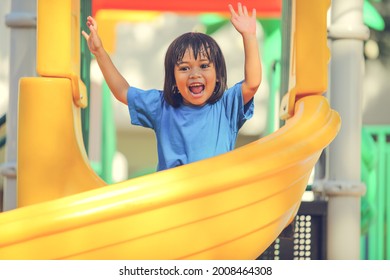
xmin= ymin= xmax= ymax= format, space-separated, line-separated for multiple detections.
xmin=81 ymin=16 xmax=103 ymax=55
xmin=228 ymin=2 xmax=257 ymax=36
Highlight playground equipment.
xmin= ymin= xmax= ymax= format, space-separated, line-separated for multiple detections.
xmin=0 ymin=95 xmax=338 ymax=259
xmin=361 ymin=126 xmax=390 ymax=260
xmin=312 ymin=0 xmax=368 ymax=259
xmin=0 ymin=0 xmax=341 ymax=259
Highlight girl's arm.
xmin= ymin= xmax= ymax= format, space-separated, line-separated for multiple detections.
xmin=228 ymin=3 xmax=262 ymax=105
xmin=82 ymin=16 xmax=129 ymax=105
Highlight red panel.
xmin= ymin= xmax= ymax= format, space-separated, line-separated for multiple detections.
xmin=92 ymin=0 xmax=281 ymax=18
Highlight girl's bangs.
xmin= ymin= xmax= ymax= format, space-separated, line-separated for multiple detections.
xmin=174 ymin=34 xmax=213 ymax=63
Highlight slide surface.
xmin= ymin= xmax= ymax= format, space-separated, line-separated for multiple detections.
xmin=0 ymin=80 xmax=340 ymax=259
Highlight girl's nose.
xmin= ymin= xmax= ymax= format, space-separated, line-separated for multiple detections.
xmin=189 ymin=69 xmax=201 ymax=78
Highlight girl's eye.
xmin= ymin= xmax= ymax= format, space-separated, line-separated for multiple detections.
xmin=179 ymin=66 xmax=189 ymax=71
xmin=201 ymin=63 xmax=210 ymax=69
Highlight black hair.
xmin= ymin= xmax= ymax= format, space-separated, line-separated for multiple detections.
xmin=163 ymin=32 xmax=227 ymax=107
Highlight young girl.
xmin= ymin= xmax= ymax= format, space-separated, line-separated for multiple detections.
xmin=82 ymin=3 xmax=262 ymax=171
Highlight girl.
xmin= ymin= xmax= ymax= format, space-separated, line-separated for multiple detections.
xmin=82 ymin=3 xmax=262 ymax=171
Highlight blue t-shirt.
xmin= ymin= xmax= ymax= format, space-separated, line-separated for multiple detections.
xmin=127 ymin=82 xmax=254 ymax=171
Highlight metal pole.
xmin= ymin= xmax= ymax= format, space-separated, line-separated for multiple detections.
xmin=316 ymin=0 xmax=368 ymax=259
xmin=2 ymin=0 xmax=36 ymax=211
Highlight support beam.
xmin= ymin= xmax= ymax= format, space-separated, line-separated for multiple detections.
xmin=314 ymin=0 xmax=368 ymax=259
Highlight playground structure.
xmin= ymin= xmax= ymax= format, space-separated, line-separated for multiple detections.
xmin=0 ymin=0 xmax=388 ymax=260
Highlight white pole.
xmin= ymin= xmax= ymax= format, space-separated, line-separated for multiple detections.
xmin=2 ymin=0 xmax=36 ymax=211
xmin=316 ymin=0 xmax=368 ymax=259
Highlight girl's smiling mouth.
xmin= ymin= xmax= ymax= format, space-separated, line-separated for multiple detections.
xmin=189 ymin=83 xmax=205 ymax=95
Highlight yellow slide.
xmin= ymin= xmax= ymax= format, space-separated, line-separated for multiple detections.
xmin=0 ymin=0 xmax=338 ymax=259
xmin=1 ymin=88 xmax=339 ymax=259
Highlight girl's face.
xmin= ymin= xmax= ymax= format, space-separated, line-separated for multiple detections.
xmin=174 ymin=48 xmax=217 ymax=106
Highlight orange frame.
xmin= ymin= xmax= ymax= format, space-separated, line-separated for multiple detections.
xmin=92 ymin=0 xmax=281 ymax=17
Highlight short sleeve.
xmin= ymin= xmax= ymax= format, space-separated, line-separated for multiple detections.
xmin=222 ymin=82 xmax=254 ymax=131
xmin=127 ymin=87 xmax=163 ymax=129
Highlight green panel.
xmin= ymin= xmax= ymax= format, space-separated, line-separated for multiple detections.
xmin=100 ymin=81 xmax=117 ymax=184
xmin=362 ymin=126 xmax=390 ymax=260
xmin=280 ymin=0 xmax=292 ymax=100
xmin=80 ymin=0 xmax=92 ymax=153
xmin=200 ymin=14 xmax=228 ymax=35
xmin=363 ymin=0 xmax=385 ymax=31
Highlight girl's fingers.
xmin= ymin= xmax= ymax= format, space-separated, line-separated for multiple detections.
xmin=88 ymin=23 xmax=94 ymax=32
xmin=86 ymin=16 xmax=97 ymax=31
xmin=243 ymin=5 xmax=248 ymax=16
xmin=87 ymin=21 xmax=98 ymax=36
xmin=237 ymin=2 xmax=243 ymax=15
xmin=228 ymin=4 xmax=237 ymax=16
xmin=81 ymin=30 xmax=89 ymax=40
xmin=229 ymin=3 xmax=256 ymax=21
xmin=230 ymin=3 xmax=253 ymax=18
xmin=90 ymin=16 xmax=98 ymax=29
